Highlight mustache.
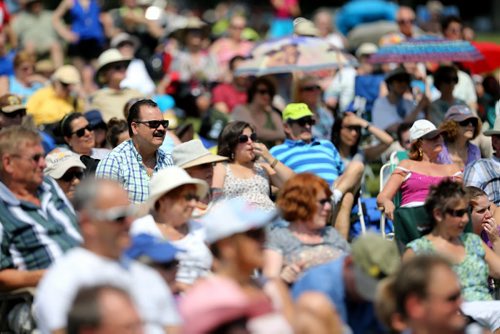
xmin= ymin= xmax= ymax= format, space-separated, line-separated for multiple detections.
xmin=153 ymin=130 xmax=166 ymax=137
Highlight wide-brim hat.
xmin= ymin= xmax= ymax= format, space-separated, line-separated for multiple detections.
xmin=144 ymin=166 xmax=209 ymax=212
xmin=0 ymin=94 xmax=26 ymax=113
xmin=44 ymin=151 xmax=86 ymax=179
xmin=52 ymin=65 xmax=81 ymax=85
xmin=95 ymin=48 xmax=132 ymax=85
xmin=484 ymin=116 xmax=500 ymax=136
xmin=169 ymin=17 xmax=209 ymax=42
xmin=173 ymin=139 xmax=227 ymax=169
xmin=409 ymin=119 xmax=442 ymax=142
xmin=110 ymin=32 xmax=140 ymax=51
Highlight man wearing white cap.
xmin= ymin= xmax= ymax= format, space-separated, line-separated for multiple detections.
xmin=90 ymin=48 xmax=143 ymax=122
xmin=464 ymin=117 xmax=500 ymax=206
xmin=26 ymin=64 xmax=83 ymax=127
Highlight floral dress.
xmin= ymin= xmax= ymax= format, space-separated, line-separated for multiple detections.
xmin=407 ymin=233 xmax=492 ymax=301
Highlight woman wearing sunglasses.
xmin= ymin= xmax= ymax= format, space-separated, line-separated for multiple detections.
xmin=213 ymin=121 xmax=294 ymax=211
xmin=404 ymin=180 xmax=500 ymax=332
xmin=377 ymin=120 xmax=462 ymax=221
xmin=332 ymin=112 xmax=393 ymax=166
xmin=263 ymin=173 xmax=350 ymax=284
xmin=437 ymin=105 xmax=482 ymax=170
xmin=292 ymin=75 xmax=333 ymax=140
xmin=131 ymin=166 xmax=213 ymax=292
xmin=59 ymin=112 xmax=110 ymax=161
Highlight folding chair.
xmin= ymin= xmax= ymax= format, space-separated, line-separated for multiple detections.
xmin=0 ymin=288 xmax=35 ymax=333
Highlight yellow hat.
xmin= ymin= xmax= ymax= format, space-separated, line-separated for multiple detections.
xmin=282 ymin=103 xmax=314 ymax=121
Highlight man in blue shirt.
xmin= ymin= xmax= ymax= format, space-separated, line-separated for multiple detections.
xmin=270 ymin=103 xmax=364 ymax=239
xmin=292 ymin=233 xmax=400 ymax=334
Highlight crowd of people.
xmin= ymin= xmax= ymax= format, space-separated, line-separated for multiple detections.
xmin=0 ymin=0 xmax=499 ymax=333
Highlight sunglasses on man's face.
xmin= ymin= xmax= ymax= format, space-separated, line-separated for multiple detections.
xmin=458 ymin=118 xmax=477 ymax=127
xmin=292 ymin=117 xmax=316 ymax=127
xmin=91 ymin=205 xmax=137 ymax=224
xmin=238 ymin=133 xmax=257 ymax=143
xmin=300 ymin=85 xmax=321 ymax=92
xmin=243 ymin=228 xmax=266 ymax=242
xmin=134 ymin=120 xmax=169 ymax=129
xmin=1 ymin=110 xmax=26 ymax=119
xmin=72 ymin=125 xmax=93 ymax=138
xmin=60 ymin=170 xmax=84 ymax=182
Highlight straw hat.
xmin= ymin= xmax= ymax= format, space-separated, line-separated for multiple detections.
xmin=94 ymin=48 xmax=132 ymax=84
xmin=173 ymin=139 xmax=227 ymax=169
xmin=143 ymin=166 xmax=209 ymax=212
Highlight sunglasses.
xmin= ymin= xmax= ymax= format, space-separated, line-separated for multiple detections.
xmin=111 ymin=63 xmax=128 ymax=71
xmin=318 ymin=198 xmax=330 ymax=206
xmin=342 ymin=125 xmax=361 ymax=132
xmin=60 ymin=170 xmax=84 ymax=182
xmin=134 ymin=120 xmax=169 ymax=129
xmin=446 ymin=208 xmax=468 ymax=218
xmin=243 ymin=228 xmax=266 ymax=241
xmin=256 ymin=89 xmax=271 ymax=96
xmin=183 ymin=193 xmax=200 ymax=202
xmin=71 ymin=125 xmax=93 ymax=138
xmin=397 ymin=19 xmax=415 ymax=25
xmin=292 ymin=117 xmax=316 ymax=127
xmin=1 ymin=110 xmax=26 ymax=119
xmin=155 ymin=260 xmax=179 ymax=271
xmin=300 ymin=85 xmax=321 ymax=92
xmin=238 ymin=133 xmax=257 ymax=143
xmin=91 ymin=205 xmax=137 ymax=223
xmin=458 ymin=118 xmax=477 ymax=127
xmin=12 ymin=153 xmax=44 ymax=164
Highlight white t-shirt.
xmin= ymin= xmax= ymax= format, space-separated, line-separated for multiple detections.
xmin=131 ymin=215 xmax=213 ymax=285
xmin=34 ymin=248 xmax=180 ymax=334
xmin=372 ymin=96 xmax=418 ymax=131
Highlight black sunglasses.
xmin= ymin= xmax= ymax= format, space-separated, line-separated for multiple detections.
xmin=13 ymin=153 xmax=44 ymax=164
xmin=1 ymin=110 xmax=26 ymax=119
xmin=446 ymin=208 xmax=468 ymax=217
xmin=60 ymin=170 xmax=84 ymax=182
xmin=318 ymin=198 xmax=330 ymax=206
xmin=458 ymin=118 xmax=477 ymax=127
xmin=292 ymin=117 xmax=316 ymax=127
xmin=244 ymin=228 xmax=266 ymax=241
xmin=301 ymin=85 xmax=321 ymax=92
xmin=155 ymin=260 xmax=179 ymax=271
xmin=238 ymin=133 xmax=257 ymax=143
xmin=184 ymin=193 xmax=200 ymax=202
xmin=72 ymin=125 xmax=93 ymax=138
xmin=134 ymin=120 xmax=169 ymax=129
xmin=343 ymin=125 xmax=361 ymax=132
xmin=256 ymin=89 xmax=271 ymax=95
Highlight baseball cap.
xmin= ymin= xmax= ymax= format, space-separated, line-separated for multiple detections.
xmin=409 ymin=119 xmax=441 ymax=142
xmin=351 ymin=233 xmax=400 ymax=301
xmin=125 ymin=233 xmax=184 ymax=264
xmin=355 ymin=43 xmax=378 ymax=58
xmin=52 ymin=65 xmax=81 ymax=85
xmin=444 ymin=105 xmax=477 ymax=123
xmin=201 ymin=198 xmax=279 ymax=244
xmin=282 ymin=103 xmax=314 ymax=122
xmin=384 ymin=67 xmax=411 ymax=84
xmin=173 ymin=139 xmax=227 ymax=169
xmin=0 ymin=94 xmax=26 ymax=113
xmin=44 ymin=151 xmax=86 ymax=179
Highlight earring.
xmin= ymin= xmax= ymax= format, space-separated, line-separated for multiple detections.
xmin=418 ymin=148 xmax=423 ymax=159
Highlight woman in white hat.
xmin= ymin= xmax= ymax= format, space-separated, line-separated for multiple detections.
xmin=131 ymin=166 xmax=213 ymax=292
xmin=377 ymin=119 xmax=462 ymax=220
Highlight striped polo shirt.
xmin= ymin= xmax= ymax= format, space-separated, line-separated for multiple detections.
xmin=270 ymin=138 xmax=345 ymax=185
xmin=0 ymin=177 xmax=82 ymax=270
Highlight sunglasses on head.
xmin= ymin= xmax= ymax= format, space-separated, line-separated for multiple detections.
xmin=238 ymin=132 xmax=257 ymax=143
xmin=458 ymin=118 xmax=477 ymax=127
xmin=72 ymin=125 xmax=93 ymax=138
xmin=134 ymin=120 xmax=169 ymax=129
xmin=300 ymin=85 xmax=321 ymax=92
xmin=91 ymin=205 xmax=137 ymax=223
xmin=292 ymin=117 xmax=316 ymax=127
xmin=446 ymin=208 xmax=468 ymax=217
xmin=60 ymin=170 xmax=84 ymax=182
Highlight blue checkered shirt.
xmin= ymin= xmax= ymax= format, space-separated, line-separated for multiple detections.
xmin=464 ymin=156 xmax=500 ymax=205
xmin=95 ymin=139 xmax=173 ymax=203
xmin=0 ymin=177 xmax=81 ymax=270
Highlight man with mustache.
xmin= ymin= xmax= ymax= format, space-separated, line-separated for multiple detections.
xmin=96 ymin=99 xmax=173 ymax=203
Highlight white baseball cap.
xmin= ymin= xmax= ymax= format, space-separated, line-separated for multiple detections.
xmin=409 ymin=119 xmax=442 ymax=143
xmin=44 ymin=151 xmax=86 ymax=179
xmin=201 ymin=198 xmax=279 ymax=244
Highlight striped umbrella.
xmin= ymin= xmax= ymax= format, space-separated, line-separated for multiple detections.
xmin=368 ymin=35 xmax=483 ymax=64
xmin=235 ymin=36 xmax=358 ymax=76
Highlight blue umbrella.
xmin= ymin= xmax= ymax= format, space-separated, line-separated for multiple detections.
xmin=368 ymin=35 xmax=483 ymax=64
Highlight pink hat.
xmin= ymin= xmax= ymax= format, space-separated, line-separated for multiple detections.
xmin=179 ymin=277 xmax=271 ymax=333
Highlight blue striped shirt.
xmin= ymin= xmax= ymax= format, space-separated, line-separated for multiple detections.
xmin=0 ymin=177 xmax=81 ymax=270
xmin=270 ymin=138 xmax=345 ymax=185
xmin=95 ymin=139 xmax=173 ymax=203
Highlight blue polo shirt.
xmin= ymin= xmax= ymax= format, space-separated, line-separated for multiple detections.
xmin=270 ymin=138 xmax=345 ymax=185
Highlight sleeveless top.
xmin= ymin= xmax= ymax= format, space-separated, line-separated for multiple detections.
xmin=222 ymin=162 xmax=275 ymax=211
xmin=69 ymin=0 xmax=105 ymax=41
xmin=396 ymin=166 xmax=461 ymax=206
xmin=407 ymin=233 xmax=492 ymax=301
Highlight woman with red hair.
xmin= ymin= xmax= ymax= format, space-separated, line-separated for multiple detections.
xmin=263 ymin=173 xmax=349 ymax=284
